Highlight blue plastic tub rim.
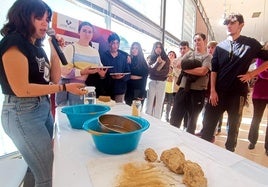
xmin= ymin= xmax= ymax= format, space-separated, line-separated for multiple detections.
xmin=61 ymin=104 xmax=111 ymax=114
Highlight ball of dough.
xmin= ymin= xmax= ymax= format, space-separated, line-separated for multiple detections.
xmin=144 ymin=148 xmax=158 ymax=162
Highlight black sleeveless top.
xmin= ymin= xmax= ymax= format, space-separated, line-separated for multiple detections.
xmin=0 ymin=33 xmax=50 ymax=95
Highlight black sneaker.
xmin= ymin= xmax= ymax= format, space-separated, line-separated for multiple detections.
xmin=248 ymin=143 xmax=255 ymax=150
xmin=226 ymin=147 xmax=235 ymax=152
xmin=195 ymin=132 xmax=202 ymax=137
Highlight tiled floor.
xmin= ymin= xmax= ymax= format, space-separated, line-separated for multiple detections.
xmin=163 ymin=91 xmax=268 ymax=168
xmin=212 ymin=104 xmax=268 ymax=168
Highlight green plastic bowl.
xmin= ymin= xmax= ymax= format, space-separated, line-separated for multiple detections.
xmin=61 ymin=104 xmax=110 ymax=129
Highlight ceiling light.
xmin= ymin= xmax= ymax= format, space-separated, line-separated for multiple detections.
xmin=252 ymin=12 xmax=261 ymax=18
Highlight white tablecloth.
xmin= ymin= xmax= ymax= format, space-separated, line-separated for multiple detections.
xmin=0 ymin=158 xmax=27 ymax=187
xmin=53 ymin=103 xmax=268 ymax=187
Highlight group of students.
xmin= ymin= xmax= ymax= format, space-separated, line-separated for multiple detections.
xmin=164 ymin=39 xmax=222 ymax=133
xmin=54 ymin=23 xmax=172 ymax=123
xmin=1 ymin=0 xmax=268 ymax=186
xmin=162 ymin=13 xmax=268 ymax=156
xmin=54 ymin=22 xmax=148 ymax=106
xmin=163 ymin=40 xmax=218 ymax=120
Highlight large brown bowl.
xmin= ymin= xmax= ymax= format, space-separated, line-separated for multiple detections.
xmin=98 ymin=114 xmax=141 ymax=133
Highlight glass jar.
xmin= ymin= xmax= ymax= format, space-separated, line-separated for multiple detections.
xmin=84 ymin=86 xmax=96 ymax=104
xmin=132 ymin=100 xmax=142 ymax=116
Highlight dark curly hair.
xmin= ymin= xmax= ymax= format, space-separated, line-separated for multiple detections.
xmin=0 ymin=0 xmax=52 ymax=46
xmin=108 ymin=32 xmax=120 ymax=43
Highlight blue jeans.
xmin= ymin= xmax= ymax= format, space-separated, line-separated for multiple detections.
xmin=56 ymin=91 xmax=84 ymax=106
xmin=1 ymin=95 xmax=54 ymax=187
xmin=55 ymin=78 xmax=84 ymax=106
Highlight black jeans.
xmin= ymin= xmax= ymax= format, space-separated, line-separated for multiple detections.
xmin=164 ymin=93 xmax=174 ymax=121
xmin=248 ymin=99 xmax=268 ymax=150
xmin=201 ymin=93 xmax=245 ymax=151
xmin=170 ymin=88 xmax=205 ymax=134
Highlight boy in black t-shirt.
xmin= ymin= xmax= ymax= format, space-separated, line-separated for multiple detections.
xmin=201 ymin=13 xmax=268 ymax=152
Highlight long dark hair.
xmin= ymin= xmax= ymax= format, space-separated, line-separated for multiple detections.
xmin=149 ymin=41 xmax=169 ymax=64
xmin=129 ymin=42 xmax=148 ymax=70
xmin=0 ymin=0 xmax=52 ymax=46
xmin=130 ymin=42 xmax=144 ymax=61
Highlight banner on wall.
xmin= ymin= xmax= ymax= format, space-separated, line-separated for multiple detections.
xmin=51 ymin=12 xmax=112 ymax=56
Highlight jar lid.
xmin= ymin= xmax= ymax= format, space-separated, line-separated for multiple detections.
xmin=84 ymin=86 xmax=95 ymax=92
xmin=132 ymin=100 xmax=141 ymax=104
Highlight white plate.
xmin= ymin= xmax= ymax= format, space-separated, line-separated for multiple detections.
xmin=98 ymin=66 xmax=113 ymax=69
xmin=89 ymin=66 xmax=113 ymax=69
xmin=110 ymin=72 xmax=131 ymax=75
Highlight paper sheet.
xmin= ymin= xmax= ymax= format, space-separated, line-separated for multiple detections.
xmin=86 ymin=149 xmax=267 ymax=187
xmin=87 ymin=152 xmax=184 ymax=187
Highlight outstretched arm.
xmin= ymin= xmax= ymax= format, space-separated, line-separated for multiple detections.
xmin=238 ymin=61 xmax=268 ymax=82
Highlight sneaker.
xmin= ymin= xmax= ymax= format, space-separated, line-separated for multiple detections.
xmin=211 ymin=136 xmax=215 ymax=143
xmin=226 ymin=147 xmax=235 ymax=152
xmin=248 ymin=143 xmax=255 ymax=150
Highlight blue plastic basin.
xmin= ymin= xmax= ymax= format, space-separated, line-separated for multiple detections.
xmin=83 ymin=115 xmax=150 ymax=154
xmin=61 ymin=104 xmax=110 ymax=129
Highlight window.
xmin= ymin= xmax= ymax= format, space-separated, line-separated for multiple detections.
xmin=182 ymin=0 xmax=196 ymax=47
xmin=165 ymin=0 xmax=183 ymax=38
xmin=111 ymin=19 xmax=157 ymax=57
xmin=44 ymin=0 xmax=107 ymax=29
xmin=120 ymin=0 xmax=162 ymax=25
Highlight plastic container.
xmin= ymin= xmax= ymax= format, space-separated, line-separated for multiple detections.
xmin=84 ymin=86 xmax=96 ymax=104
xmin=61 ymin=104 xmax=110 ymax=129
xmin=83 ymin=115 xmax=150 ymax=154
xmin=131 ymin=100 xmax=142 ymax=116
